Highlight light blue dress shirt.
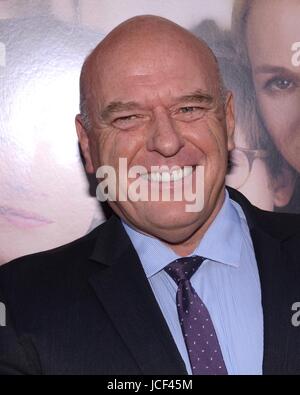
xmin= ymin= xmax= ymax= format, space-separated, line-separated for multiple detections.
xmin=122 ymin=191 xmax=264 ymax=375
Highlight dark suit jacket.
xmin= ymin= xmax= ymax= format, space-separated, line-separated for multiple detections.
xmin=0 ymin=188 xmax=300 ymax=375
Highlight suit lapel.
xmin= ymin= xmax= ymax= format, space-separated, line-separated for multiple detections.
xmin=250 ymin=227 xmax=290 ymax=375
xmin=88 ymin=215 xmax=187 ymax=375
xmin=228 ymin=187 xmax=296 ymax=374
xmin=228 ymin=188 xmax=293 ymax=374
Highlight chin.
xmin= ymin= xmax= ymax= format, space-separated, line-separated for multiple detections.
xmin=147 ymin=221 xmax=202 ymax=246
xmin=112 ymin=199 xmax=207 ymax=242
xmin=143 ymin=204 xmax=203 ymax=238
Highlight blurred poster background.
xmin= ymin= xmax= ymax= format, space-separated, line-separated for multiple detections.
xmin=1 ymin=0 xmax=299 ymax=265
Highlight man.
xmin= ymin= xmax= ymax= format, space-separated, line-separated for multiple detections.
xmin=0 ymin=15 xmax=300 ymax=375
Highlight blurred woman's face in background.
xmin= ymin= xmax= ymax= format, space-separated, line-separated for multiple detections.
xmin=0 ymin=74 xmax=103 ymax=265
xmin=246 ymin=0 xmax=300 ymax=173
xmin=0 ymin=2 xmax=104 ymax=265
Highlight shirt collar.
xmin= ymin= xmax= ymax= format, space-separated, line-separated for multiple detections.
xmin=122 ymin=190 xmax=243 ymax=279
xmin=193 ymin=191 xmax=242 ymax=268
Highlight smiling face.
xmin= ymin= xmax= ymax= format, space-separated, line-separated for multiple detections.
xmin=76 ymin=17 xmax=234 ymax=254
xmin=246 ymin=0 xmax=300 ymax=173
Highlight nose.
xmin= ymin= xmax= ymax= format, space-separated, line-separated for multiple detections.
xmin=147 ymin=108 xmax=185 ymax=157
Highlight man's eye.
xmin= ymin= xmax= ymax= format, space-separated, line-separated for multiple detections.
xmin=179 ymin=106 xmax=200 ymax=113
xmin=176 ymin=106 xmax=205 ymax=117
xmin=115 ymin=115 xmax=138 ymax=122
xmin=112 ymin=114 xmax=141 ymax=129
xmin=175 ymin=106 xmax=205 ymax=121
xmin=266 ymin=78 xmax=294 ymax=91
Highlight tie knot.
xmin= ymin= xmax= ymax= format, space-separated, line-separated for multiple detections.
xmin=164 ymin=256 xmax=205 ymax=284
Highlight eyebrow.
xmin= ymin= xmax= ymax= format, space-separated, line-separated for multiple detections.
xmin=174 ymin=90 xmax=214 ymax=105
xmin=254 ymin=65 xmax=296 ymax=75
xmin=100 ymin=89 xmax=214 ymax=120
xmin=100 ymin=101 xmax=142 ymax=120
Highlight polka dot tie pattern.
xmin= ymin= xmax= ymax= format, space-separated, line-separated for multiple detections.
xmin=165 ymin=256 xmax=228 ymax=375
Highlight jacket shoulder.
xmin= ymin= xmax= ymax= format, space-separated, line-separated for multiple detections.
xmin=0 ymin=222 xmax=99 ymax=278
xmin=228 ymin=187 xmax=300 ymax=240
xmin=0 ymin=220 xmax=109 ymax=321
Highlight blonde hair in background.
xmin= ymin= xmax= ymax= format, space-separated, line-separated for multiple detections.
xmin=231 ymin=0 xmax=252 ymax=65
xmin=231 ymin=0 xmax=296 ymax=180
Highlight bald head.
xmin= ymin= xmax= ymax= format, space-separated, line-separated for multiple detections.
xmin=79 ymin=15 xmax=225 ymax=130
xmin=76 ymin=15 xmax=235 ymax=250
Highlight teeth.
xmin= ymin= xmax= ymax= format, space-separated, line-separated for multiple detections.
xmin=161 ymin=172 xmax=171 ymax=182
xmin=170 ymin=169 xmax=182 ymax=182
xmin=141 ymin=167 xmax=193 ymax=183
xmin=171 ymin=166 xmax=193 ymax=181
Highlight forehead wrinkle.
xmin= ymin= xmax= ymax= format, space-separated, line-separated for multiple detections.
xmin=80 ymin=16 xmax=224 ymax=127
xmin=99 ymin=88 xmax=217 ymax=122
xmin=101 ymin=89 xmax=214 ymax=117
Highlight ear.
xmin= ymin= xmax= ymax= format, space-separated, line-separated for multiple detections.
xmin=272 ymin=164 xmax=297 ymax=208
xmin=224 ymin=92 xmax=235 ymax=152
xmin=75 ymin=114 xmax=95 ymax=174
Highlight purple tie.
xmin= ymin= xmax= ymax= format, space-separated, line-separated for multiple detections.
xmin=165 ymin=256 xmax=228 ymax=375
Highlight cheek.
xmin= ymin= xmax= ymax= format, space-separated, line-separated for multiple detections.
xmin=204 ymin=118 xmax=228 ymax=166
xmin=256 ymin=91 xmax=300 ymax=168
xmin=188 ymin=117 xmax=227 ymax=155
xmin=238 ymin=160 xmax=274 ymax=211
xmin=97 ymin=128 xmax=146 ymax=169
xmin=256 ymin=91 xmax=300 ymax=143
xmin=257 ymin=95 xmax=283 ymax=145
xmin=187 ymin=119 xmax=228 ymax=190
xmin=95 ymin=129 xmax=124 ymax=167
